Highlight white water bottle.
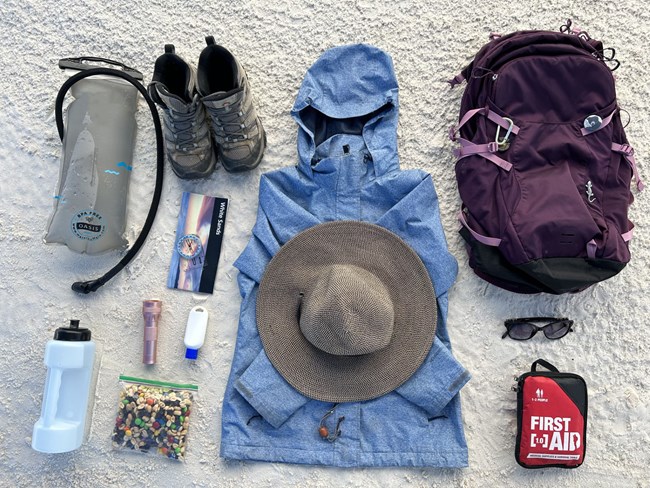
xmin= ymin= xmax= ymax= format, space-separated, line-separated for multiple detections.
xmin=32 ymin=320 xmax=96 ymax=453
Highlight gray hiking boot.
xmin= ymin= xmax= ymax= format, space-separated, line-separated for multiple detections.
xmin=148 ymin=45 xmax=215 ymax=179
xmin=197 ymin=37 xmax=266 ymax=173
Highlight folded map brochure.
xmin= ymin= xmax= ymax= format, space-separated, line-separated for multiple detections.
xmin=167 ymin=192 xmax=228 ymax=294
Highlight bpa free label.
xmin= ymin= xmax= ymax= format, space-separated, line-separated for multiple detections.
xmin=71 ymin=209 xmax=106 ymax=241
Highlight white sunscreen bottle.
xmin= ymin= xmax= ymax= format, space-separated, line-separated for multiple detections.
xmin=184 ymin=306 xmax=209 ymax=360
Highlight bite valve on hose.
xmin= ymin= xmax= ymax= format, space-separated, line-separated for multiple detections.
xmin=142 ymin=300 xmax=162 ymax=365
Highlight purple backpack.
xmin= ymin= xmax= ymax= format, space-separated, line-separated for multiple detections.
xmin=449 ymin=21 xmax=644 ymax=294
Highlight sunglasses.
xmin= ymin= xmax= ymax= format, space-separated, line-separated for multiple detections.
xmin=502 ymin=317 xmax=574 ymax=341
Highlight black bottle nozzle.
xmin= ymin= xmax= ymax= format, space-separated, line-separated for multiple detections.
xmin=54 ymin=319 xmax=91 ymax=341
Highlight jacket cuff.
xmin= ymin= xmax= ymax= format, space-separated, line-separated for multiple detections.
xmin=234 ymin=350 xmax=310 ymax=428
xmin=395 ymin=338 xmax=471 ymax=417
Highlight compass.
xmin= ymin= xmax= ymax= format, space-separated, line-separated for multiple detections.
xmin=176 ymin=234 xmax=203 ymax=259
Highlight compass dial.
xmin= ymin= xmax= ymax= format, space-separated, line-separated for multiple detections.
xmin=177 ymin=234 xmax=203 ymax=259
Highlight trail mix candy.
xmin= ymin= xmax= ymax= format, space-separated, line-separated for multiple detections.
xmin=112 ymin=376 xmax=198 ymax=461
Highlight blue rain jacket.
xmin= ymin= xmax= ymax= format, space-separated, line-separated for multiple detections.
xmin=220 ymin=44 xmax=470 ymax=467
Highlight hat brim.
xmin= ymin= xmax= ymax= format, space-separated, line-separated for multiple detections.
xmin=256 ymin=221 xmax=438 ymax=403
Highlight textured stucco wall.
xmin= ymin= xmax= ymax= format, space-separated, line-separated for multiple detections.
xmin=0 ymin=1 xmax=648 ymax=486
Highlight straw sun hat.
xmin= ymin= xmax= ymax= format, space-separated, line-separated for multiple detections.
xmin=256 ymin=221 xmax=437 ymax=403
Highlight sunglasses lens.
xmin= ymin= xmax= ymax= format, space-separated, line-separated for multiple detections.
xmin=508 ymin=323 xmax=536 ymax=340
xmin=544 ymin=321 xmax=571 ymax=339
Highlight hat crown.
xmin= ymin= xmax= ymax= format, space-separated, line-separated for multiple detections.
xmin=299 ymin=264 xmax=395 ymax=356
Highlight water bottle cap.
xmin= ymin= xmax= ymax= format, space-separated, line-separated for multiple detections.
xmin=54 ymin=319 xmax=92 ymax=341
xmin=185 ymin=348 xmax=198 ymax=360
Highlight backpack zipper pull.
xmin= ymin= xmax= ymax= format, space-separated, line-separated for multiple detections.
xmin=471 ymin=67 xmax=496 ymax=79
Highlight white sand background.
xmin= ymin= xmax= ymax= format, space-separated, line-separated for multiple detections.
xmin=1 ymin=0 xmax=649 ymax=486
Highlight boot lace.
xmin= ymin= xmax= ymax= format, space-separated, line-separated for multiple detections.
xmin=163 ymin=103 xmax=205 ymax=152
xmin=205 ymin=97 xmax=249 ymax=143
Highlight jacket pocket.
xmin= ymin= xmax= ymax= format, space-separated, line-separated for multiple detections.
xmin=234 ymin=349 xmax=310 ymax=429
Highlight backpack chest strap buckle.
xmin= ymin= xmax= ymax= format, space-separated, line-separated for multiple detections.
xmin=453 ymin=139 xmax=513 ymax=171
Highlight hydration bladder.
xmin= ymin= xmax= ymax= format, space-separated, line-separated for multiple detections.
xmin=45 ymin=57 xmax=164 ymax=293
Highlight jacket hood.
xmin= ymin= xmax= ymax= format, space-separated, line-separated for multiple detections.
xmin=291 ymin=44 xmax=400 ymax=175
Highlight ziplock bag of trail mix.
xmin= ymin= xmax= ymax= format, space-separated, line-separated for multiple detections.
xmin=111 ymin=376 xmax=198 ymax=461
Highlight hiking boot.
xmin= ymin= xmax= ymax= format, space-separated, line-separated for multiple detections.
xmin=197 ymin=36 xmax=266 ymax=173
xmin=148 ymin=45 xmax=215 ymax=179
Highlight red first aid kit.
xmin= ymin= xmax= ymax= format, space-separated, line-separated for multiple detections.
xmin=514 ymin=359 xmax=588 ymax=469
